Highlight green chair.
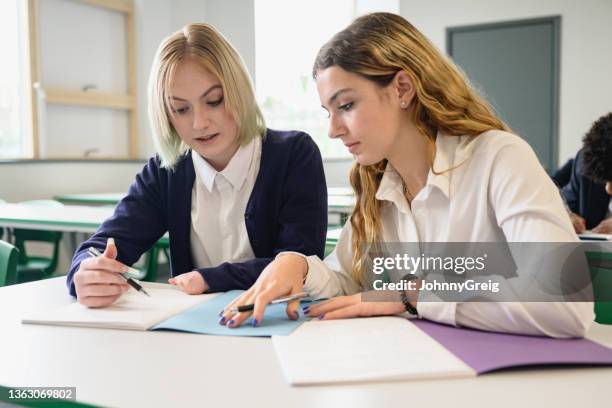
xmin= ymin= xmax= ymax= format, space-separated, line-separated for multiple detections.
xmin=137 ymin=237 xmax=171 ymax=282
xmin=13 ymin=200 xmax=64 ymax=283
xmin=587 ymin=251 xmax=612 ymax=325
xmin=324 ymin=240 xmax=337 ymax=258
xmin=0 ymin=240 xmax=19 ymax=287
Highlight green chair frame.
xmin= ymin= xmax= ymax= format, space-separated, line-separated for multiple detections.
xmin=0 ymin=240 xmax=19 ymax=287
xmin=13 ymin=200 xmax=64 ymax=283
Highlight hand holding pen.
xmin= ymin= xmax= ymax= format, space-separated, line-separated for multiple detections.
xmin=220 ymin=254 xmax=309 ymax=328
xmin=86 ymin=246 xmax=150 ymax=297
xmin=73 ymin=238 xmax=149 ymax=308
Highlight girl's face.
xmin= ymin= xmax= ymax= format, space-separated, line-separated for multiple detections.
xmin=315 ymin=66 xmax=408 ymax=166
xmin=168 ymin=58 xmax=239 ymax=171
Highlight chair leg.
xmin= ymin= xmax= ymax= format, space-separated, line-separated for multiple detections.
xmin=142 ymin=247 xmax=160 ymax=282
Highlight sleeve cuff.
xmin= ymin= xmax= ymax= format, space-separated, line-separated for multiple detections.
xmin=416 ymin=289 xmax=458 ymax=326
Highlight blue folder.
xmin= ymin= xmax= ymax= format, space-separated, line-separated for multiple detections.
xmin=152 ymin=290 xmax=307 ymax=337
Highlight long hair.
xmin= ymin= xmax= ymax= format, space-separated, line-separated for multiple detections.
xmin=313 ymin=12 xmax=509 ymax=286
xmin=148 ymin=23 xmax=266 ymax=170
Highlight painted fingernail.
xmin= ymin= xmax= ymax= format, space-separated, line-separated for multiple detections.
xmin=302 ymin=306 xmax=310 ymax=313
xmin=218 ymin=310 xmax=224 ymax=317
xmin=318 ymin=314 xmax=325 ymax=320
xmin=252 ymin=319 xmax=258 ymax=327
xmin=228 ymin=319 xmax=235 ymax=327
xmin=219 ymin=316 xmax=226 ymax=324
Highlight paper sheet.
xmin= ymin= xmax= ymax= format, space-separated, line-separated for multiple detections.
xmin=272 ymin=317 xmax=475 ymax=385
xmin=22 ymin=282 xmax=210 ymax=330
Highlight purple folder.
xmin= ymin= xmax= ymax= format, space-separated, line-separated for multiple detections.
xmin=412 ymin=320 xmax=612 ymax=374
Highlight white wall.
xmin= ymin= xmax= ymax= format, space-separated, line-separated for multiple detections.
xmin=400 ymin=0 xmax=612 ymax=163
xmin=4 ymin=0 xmax=611 ymax=205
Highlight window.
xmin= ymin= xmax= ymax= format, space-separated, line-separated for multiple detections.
xmin=255 ymin=0 xmax=399 ymax=158
xmin=0 ymin=0 xmax=31 ymax=159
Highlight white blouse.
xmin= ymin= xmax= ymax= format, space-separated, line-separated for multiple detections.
xmin=190 ymin=137 xmax=261 ymax=269
xmin=297 ymin=130 xmax=594 ymax=338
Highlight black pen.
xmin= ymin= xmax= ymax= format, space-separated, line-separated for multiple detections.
xmin=229 ymin=292 xmax=309 ymax=313
xmin=86 ymin=246 xmax=151 ymax=297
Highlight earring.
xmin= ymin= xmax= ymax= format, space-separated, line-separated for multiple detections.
xmin=400 ymin=101 xmax=407 ymax=109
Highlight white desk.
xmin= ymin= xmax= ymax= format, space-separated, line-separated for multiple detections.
xmin=0 ymin=203 xmax=114 ymax=234
xmin=1 ymin=278 xmax=612 ymax=408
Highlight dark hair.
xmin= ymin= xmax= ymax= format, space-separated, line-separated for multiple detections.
xmin=582 ymin=112 xmax=612 ymax=183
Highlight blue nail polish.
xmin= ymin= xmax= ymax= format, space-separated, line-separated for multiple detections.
xmin=218 ymin=310 xmax=224 ymax=317
xmin=302 ymin=306 xmax=310 ymax=313
xmin=219 ymin=316 xmax=226 ymax=324
xmin=318 ymin=314 xmax=325 ymax=320
xmin=252 ymin=319 xmax=258 ymax=327
xmin=228 ymin=319 xmax=235 ymax=326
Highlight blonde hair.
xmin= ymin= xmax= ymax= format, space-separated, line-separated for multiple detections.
xmin=313 ymin=13 xmax=510 ymax=286
xmin=148 ymin=23 xmax=266 ymax=169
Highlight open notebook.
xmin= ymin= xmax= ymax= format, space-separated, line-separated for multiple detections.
xmin=22 ymin=285 xmax=305 ymax=336
xmin=272 ymin=317 xmax=612 ymax=385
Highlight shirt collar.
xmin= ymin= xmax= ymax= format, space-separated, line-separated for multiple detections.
xmin=191 ymin=137 xmax=258 ymax=193
xmin=375 ymin=132 xmax=472 ymax=205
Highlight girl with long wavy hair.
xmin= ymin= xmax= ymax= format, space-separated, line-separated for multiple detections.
xmin=222 ymin=13 xmax=593 ymax=337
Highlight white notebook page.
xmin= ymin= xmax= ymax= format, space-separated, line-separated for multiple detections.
xmin=272 ymin=317 xmax=475 ymax=385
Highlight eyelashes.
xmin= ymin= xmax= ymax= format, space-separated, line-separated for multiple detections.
xmin=171 ymin=96 xmax=224 ymax=115
xmin=339 ymin=102 xmax=354 ymax=111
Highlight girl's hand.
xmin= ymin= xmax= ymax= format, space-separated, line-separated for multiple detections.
xmin=169 ymin=271 xmax=208 ymax=294
xmin=220 ymin=254 xmax=308 ymax=328
xmin=593 ymin=218 xmax=612 ymax=234
xmin=303 ymin=290 xmax=415 ymax=320
xmin=74 ymin=238 xmax=130 ymax=308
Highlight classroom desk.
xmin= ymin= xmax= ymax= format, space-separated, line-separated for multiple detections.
xmin=0 ymin=202 xmax=338 ymax=245
xmin=1 ymin=277 xmax=611 ymax=408
xmin=54 ymin=193 xmax=125 ymax=206
xmin=54 ymin=191 xmax=356 ymax=226
xmin=0 ymin=203 xmax=114 ymax=233
xmin=327 ymin=186 xmax=353 ymax=196
xmin=55 ymin=188 xmax=356 ymax=206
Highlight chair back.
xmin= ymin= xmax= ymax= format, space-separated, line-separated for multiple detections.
xmin=0 ymin=240 xmax=19 ymax=286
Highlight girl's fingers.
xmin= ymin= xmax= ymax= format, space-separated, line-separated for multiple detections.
xmin=78 ymin=283 xmax=129 ymax=298
xmin=77 ymin=269 xmax=128 ymax=286
xmin=220 ymin=290 xmax=254 ymax=322
xmin=304 ymin=295 xmax=357 ymax=317
xmin=320 ymin=302 xmax=366 ymax=320
xmin=251 ymin=289 xmax=277 ymax=327
xmin=81 ymin=257 xmax=129 ymax=274
xmin=226 ymin=292 xmax=258 ymax=328
xmin=322 ymin=301 xmax=405 ymax=320
xmin=286 ymin=299 xmax=301 ymax=321
xmin=285 ymin=279 xmax=304 ymax=321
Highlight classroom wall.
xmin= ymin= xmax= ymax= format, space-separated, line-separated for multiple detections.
xmin=400 ymin=0 xmax=612 ymax=163
xmin=4 ymin=0 xmax=611 ymax=203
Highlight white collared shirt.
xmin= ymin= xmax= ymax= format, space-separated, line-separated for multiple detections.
xmin=190 ymin=137 xmax=261 ymax=268
xmin=297 ymin=130 xmax=594 ymax=338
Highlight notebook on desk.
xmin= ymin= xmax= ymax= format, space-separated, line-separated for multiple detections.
xmin=272 ymin=317 xmax=612 ymax=385
xmin=579 ymin=232 xmax=612 ymax=241
xmin=22 ymin=285 xmax=306 ymax=336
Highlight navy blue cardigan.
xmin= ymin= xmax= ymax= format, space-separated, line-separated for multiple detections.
xmin=67 ymin=129 xmax=328 ymax=296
